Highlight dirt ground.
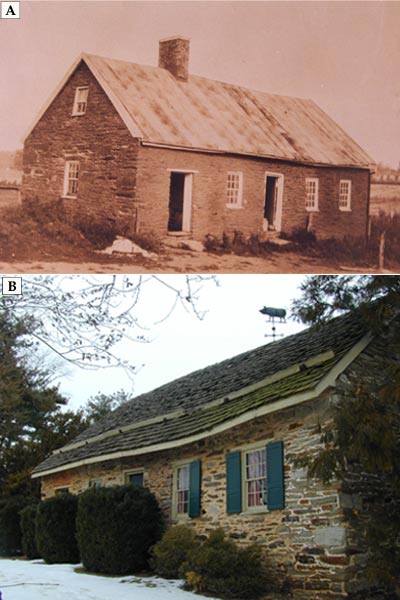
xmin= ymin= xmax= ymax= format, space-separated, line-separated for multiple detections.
xmin=0 ymin=245 xmax=392 ymax=274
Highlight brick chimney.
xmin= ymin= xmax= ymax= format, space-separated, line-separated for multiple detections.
xmin=158 ymin=36 xmax=190 ymax=82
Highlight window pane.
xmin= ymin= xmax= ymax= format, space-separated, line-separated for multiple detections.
xmin=128 ymin=472 xmax=144 ymax=487
xmin=245 ymin=449 xmax=266 ymax=509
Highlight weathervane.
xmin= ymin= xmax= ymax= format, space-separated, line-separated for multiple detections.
xmin=259 ymin=306 xmax=287 ymax=340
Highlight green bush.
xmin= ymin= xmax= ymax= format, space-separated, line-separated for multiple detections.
xmin=72 ymin=213 xmax=118 ymax=249
xmin=36 ymin=493 xmax=79 ymax=564
xmin=150 ymin=525 xmax=198 ymax=578
xmin=76 ymin=484 xmax=164 ymax=575
xmin=182 ymin=528 xmax=270 ymax=599
xmin=0 ymin=496 xmax=28 ymax=556
xmin=20 ymin=504 xmax=40 ymax=559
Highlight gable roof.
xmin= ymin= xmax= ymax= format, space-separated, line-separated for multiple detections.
xmin=25 ymin=52 xmax=373 ymax=169
xmin=32 ymin=310 xmax=374 ymax=479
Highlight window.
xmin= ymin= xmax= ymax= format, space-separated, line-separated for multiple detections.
xmin=339 ymin=179 xmax=352 ymax=211
xmin=54 ymin=487 xmax=70 ymax=495
xmin=125 ymin=471 xmax=144 ymax=487
xmin=72 ymin=86 xmax=89 ymax=116
xmin=243 ymin=448 xmax=267 ymax=511
xmin=226 ymin=172 xmax=243 ymax=207
xmin=226 ymin=441 xmax=284 ymax=514
xmin=305 ymin=178 xmax=319 ymax=211
xmin=63 ymin=161 xmax=79 ymax=197
xmin=172 ymin=459 xmax=201 ymax=519
xmin=88 ymin=479 xmax=102 ymax=489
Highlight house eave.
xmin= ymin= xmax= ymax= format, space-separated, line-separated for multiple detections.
xmin=140 ymin=141 xmax=373 ymax=171
xmin=31 ymin=331 xmax=373 ymax=480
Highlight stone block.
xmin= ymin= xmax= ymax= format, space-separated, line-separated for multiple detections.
xmin=315 ymin=527 xmax=346 ymax=548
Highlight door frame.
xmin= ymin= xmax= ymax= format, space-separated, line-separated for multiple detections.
xmin=263 ymin=171 xmax=284 ymax=232
xmin=167 ymin=169 xmax=197 ymax=233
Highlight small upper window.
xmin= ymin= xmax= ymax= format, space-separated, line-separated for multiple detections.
xmin=339 ymin=180 xmax=352 ymax=211
xmin=72 ymin=86 xmax=89 ymax=116
xmin=305 ymin=178 xmax=319 ymax=211
xmin=63 ymin=161 xmax=80 ymax=197
xmin=88 ymin=479 xmax=102 ymax=489
xmin=226 ymin=172 xmax=243 ymax=207
xmin=55 ymin=487 xmax=70 ymax=495
xmin=175 ymin=464 xmax=190 ymax=516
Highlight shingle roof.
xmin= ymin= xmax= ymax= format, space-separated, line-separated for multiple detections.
xmin=32 ymin=310 xmax=372 ymax=478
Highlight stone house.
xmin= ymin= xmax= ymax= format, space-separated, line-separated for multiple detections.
xmin=32 ymin=308 xmax=398 ymax=599
xmin=21 ymin=37 xmax=373 ymax=243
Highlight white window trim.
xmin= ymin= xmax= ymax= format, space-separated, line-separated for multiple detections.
xmin=172 ymin=459 xmax=192 ymax=520
xmin=72 ymin=86 xmax=89 ymax=116
xmin=339 ymin=179 xmax=352 ymax=211
xmin=305 ymin=177 xmax=319 ymax=212
xmin=226 ymin=171 xmax=243 ymax=208
xmin=241 ymin=442 xmax=268 ymax=514
xmin=88 ymin=479 xmax=103 ymax=489
xmin=124 ymin=468 xmax=145 ymax=486
xmin=63 ymin=160 xmax=80 ymax=198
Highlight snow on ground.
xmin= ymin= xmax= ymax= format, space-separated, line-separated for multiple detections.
xmin=0 ymin=558 xmax=217 ymax=600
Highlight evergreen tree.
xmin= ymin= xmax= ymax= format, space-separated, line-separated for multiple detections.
xmin=292 ymin=275 xmax=400 ymax=591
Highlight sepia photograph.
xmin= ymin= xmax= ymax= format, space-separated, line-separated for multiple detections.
xmin=0 ymin=0 xmax=399 ymax=273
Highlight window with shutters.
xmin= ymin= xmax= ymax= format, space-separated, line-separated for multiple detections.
xmin=226 ymin=441 xmax=284 ymax=514
xmin=72 ymin=86 xmax=89 ymax=116
xmin=172 ymin=459 xmax=201 ymax=519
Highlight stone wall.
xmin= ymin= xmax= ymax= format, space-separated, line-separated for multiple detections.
xmin=42 ymin=392 xmax=350 ymax=600
xmin=135 ymin=145 xmax=370 ymax=242
xmin=21 ymin=62 xmax=139 ymax=232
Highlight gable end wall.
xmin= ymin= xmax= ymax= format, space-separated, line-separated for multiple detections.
xmin=21 ymin=62 xmax=140 ymax=231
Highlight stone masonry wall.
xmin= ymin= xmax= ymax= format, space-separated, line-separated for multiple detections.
xmin=135 ymin=145 xmax=370 ymax=242
xmin=22 ymin=62 xmax=140 ymax=231
xmin=42 ymin=393 xmax=350 ymax=600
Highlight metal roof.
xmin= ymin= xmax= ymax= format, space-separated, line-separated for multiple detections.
xmin=32 ymin=311 xmax=374 ymax=478
xmin=25 ymin=52 xmax=373 ymax=169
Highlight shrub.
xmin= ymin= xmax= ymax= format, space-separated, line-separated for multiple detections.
xmin=76 ymin=484 xmax=164 ymax=575
xmin=20 ymin=504 xmax=40 ymax=559
xmin=0 ymin=496 xmax=28 ymax=556
xmin=72 ymin=213 xmax=118 ymax=249
xmin=182 ymin=528 xmax=270 ymax=599
xmin=36 ymin=493 xmax=79 ymax=564
xmin=129 ymin=231 xmax=164 ymax=254
xmin=204 ymin=231 xmax=272 ymax=257
xmin=150 ymin=525 xmax=198 ymax=578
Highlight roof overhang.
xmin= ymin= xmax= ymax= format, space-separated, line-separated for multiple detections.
xmin=32 ymin=331 xmax=373 ymax=480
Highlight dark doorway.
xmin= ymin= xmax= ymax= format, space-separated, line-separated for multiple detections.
xmin=264 ymin=176 xmax=278 ymax=228
xmin=168 ymin=172 xmax=185 ymax=231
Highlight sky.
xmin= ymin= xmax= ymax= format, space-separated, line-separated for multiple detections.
xmin=1 ymin=1 xmax=399 ymax=167
xmin=45 ymin=274 xmax=307 ymax=411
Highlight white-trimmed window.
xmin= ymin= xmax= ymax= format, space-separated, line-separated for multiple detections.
xmin=339 ymin=179 xmax=352 ymax=211
xmin=72 ymin=86 xmax=89 ymax=116
xmin=173 ymin=463 xmax=190 ymax=517
xmin=305 ymin=178 xmax=319 ymax=211
xmin=63 ymin=161 xmax=80 ymax=197
xmin=54 ymin=487 xmax=70 ymax=495
xmin=226 ymin=172 xmax=243 ymax=207
xmin=125 ymin=470 xmax=144 ymax=487
xmin=243 ymin=447 xmax=267 ymax=512
xmin=88 ymin=479 xmax=103 ymax=489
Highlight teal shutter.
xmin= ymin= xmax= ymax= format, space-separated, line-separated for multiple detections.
xmin=267 ymin=441 xmax=285 ymax=510
xmin=226 ymin=451 xmax=242 ymax=514
xmin=189 ymin=459 xmax=201 ymax=518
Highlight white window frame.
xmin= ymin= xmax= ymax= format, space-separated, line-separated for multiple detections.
xmin=172 ymin=460 xmax=191 ymax=519
xmin=72 ymin=86 xmax=89 ymax=116
xmin=241 ymin=444 xmax=267 ymax=513
xmin=305 ymin=177 xmax=319 ymax=212
xmin=124 ymin=469 xmax=145 ymax=487
xmin=63 ymin=160 xmax=80 ymax=198
xmin=339 ymin=179 xmax=352 ymax=211
xmin=88 ymin=479 xmax=103 ymax=489
xmin=226 ymin=171 xmax=243 ymax=208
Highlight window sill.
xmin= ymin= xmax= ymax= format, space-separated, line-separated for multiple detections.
xmin=305 ymin=208 xmax=319 ymax=213
xmin=240 ymin=508 xmax=268 ymax=516
xmin=339 ymin=208 xmax=352 ymax=212
xmin=71 ymin=112 xmax=86 ymax=117
xmin=62 ymin=195 xmax=77 ymax=200
xmin=226 ymin=204 xmax=243 ymax=210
